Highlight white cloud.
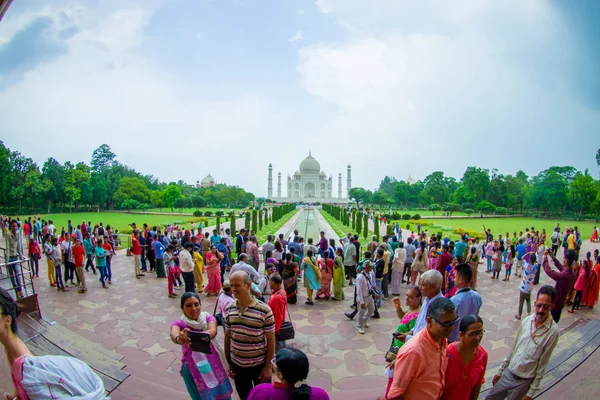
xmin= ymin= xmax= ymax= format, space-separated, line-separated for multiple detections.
xmin=196 ymin=32 xmax=203 ymax=40
xmin=315 ymin=0 xmax=333 ymax=14
xmin=296 ymin=8 xmax=304 ymax=15
xmin=288 ymin=30 xmax=303 ymax=42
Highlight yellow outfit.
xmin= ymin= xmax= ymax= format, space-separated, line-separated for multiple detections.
xmin=193 ymin=252 xmax=204 ymax=292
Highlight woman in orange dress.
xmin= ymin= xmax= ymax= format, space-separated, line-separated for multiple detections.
xmin=316 ymin=251 xmax=334 ymax=300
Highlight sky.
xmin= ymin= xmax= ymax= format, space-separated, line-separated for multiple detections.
xmin=1 ymin=0 xmax=599 ymax=197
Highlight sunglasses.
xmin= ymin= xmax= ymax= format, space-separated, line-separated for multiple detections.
xmin=433 ymin=317 xmax=460 ymax=328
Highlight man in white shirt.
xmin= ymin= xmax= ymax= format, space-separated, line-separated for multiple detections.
xmin=262 ymin=235 xmax=275 ymax=256
xmin=356 ymin=260 xmax=376 ymax=334
xmin=391 ymin=242 xmax=407 ymax=295
xmin=343 ymin=238 xmax=357 ymax=285
xmin=178 ymin=242 xmax=196 ymax=293
xmin=486 ymin=285 xmax=559 ymax=400
xmin=230 ymin=253 xmax=261 ymax=283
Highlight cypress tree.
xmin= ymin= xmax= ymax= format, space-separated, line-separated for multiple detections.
xmin=363 ymin=214 xmax=368 ymax=239
xmin=216 ymin=215 xmax=221 ymax=233
xmin=374 ymin=216 xmax=380 ymax=241
xmin=356 ymin=211 xmax=362 ymax=235
xmin=245 ymin=210 xmax=251 ymax=232
xmin=252 ymin=210 xmax=258 ymax=233
xmin=259 ymin=210 xmax=263 ymax=230
xmin=230 ymin=212 xmax=236 ymax=235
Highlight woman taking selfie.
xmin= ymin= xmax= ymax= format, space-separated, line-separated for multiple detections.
xmin=170 ymin=292 xmax=232 ymax=400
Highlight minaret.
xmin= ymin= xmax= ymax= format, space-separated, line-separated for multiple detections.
xmin=267 ymin=164 xmax=273 ymax=199
xmin=277 ymin=172 xmax=282 ymax=198
xmin=346 ymin=164 xmax=352 ymax=198
xmin=338 ymin=173 xmax=342 ymax=199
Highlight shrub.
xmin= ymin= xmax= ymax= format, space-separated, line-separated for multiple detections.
xmin=476 ymin=200 xmax=496 ymax=214
xmin=495 ymin=206 xmax=507 ymax=215
xmin=215 ymin=210 xmax=224 ymax=216
xmin=402 ymin=214 xmax=411 ymax=220
xmin=437 ymin=231 xmax=443 ymax=238
xmin=408 ymin=220 xmax=431 ymax=227
xmin=193 ymin=210 xmax=203 ymax=217
xmin=451 ymin=228 xmax=485 ymax=239
xmin=464 ymin=208 xmax=474 ymax=215
xmin=120 ymin=227 xmax=133 ymax=234
xmin=204 ymin=211 xmax=213 ymax=217
xmin=406 ymin=224 xmax=410 ymax=230
xmin=412 ymin=213 xmax=421 ymax=220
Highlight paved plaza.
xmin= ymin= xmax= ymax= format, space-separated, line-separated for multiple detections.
xmin=3 ymin=218 xmax=600 ymax=399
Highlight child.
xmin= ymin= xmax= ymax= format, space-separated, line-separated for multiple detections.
xmin=28 ymin=239 xmax=41 ymax=278
xmin=51 ymin=238 xmax=67 ymax=292
xmin=515 ymin=252 xmax=537 ymax=320
xmin=444 ymin=257 xmax=459 ymax=298
xmin=165 ymin=245 xmax=182 ymax=298
xmin=502 ymin=244 xmax=515 ymax=282
xmin=491 ymin=241 xmax=504 ymax=280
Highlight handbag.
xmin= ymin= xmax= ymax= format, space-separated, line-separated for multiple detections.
xmin=276 ymin=292 xmax=295 ymax=341
xmin=213 ymin=294 xmax=224 ymax=326
xmin=385 ymin=344 xmax=399 ymax=363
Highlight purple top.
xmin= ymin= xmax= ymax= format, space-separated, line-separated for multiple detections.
xmin=318 ymin=237 xmax=328 ymax=251
xmin=248 ymin=382 xmax=330 ymax=400
xmin=542 ymin=258 xmax=575 ymax=310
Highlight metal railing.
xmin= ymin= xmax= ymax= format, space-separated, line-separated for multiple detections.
xmin=0 ymin=246 xmax=39 ymax=314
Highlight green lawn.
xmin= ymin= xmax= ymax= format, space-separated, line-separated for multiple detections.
xmin=319 ymin=210 xmax=371 ymax=251
xmin=373 ymin=208 xmax=470 ymax=217
xmin=144 ymin=207 xmax=244 ymax=214
xmin=14 ymin=212 xmax=217 ymax=233
xmin=396 ymin=217 xmax=598 ymax=240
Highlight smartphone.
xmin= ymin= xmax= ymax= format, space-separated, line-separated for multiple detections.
xmin=188 ymin=331 xmax=212 ymax=354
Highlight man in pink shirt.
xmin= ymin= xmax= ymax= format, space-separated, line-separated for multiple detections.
xmin=387 ymin=297 xmax=458 ymax=400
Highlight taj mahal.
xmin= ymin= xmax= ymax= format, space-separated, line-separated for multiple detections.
xmin=267 ymin=152 xmax=351 ymax=203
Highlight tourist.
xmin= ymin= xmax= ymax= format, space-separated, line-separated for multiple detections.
xmin=231 ymin=253 xmax=261 ymax=283
xmin=542 ymin=249 xmax=575 ymax=323
xmin=42 ymin=234 xmax=56 ymax=287
xmin=131 ymin=230 xmax=144 ymax=279
xmin=403 ymin=237 xmax=416 ymax=284
xmin=332 ymin=247 xmax=345 ymax=300
xmin=486 ymin=285 xmax=559 ymax=400
xmin=216 ymin=280 xmax=235 ymax=315
xmin=453 ymin=236 xmax=468 ymax=263
xmin=343 ymin=236 xmax=357 ymax=285
xmin=236 ymin=229 xmax=245 ymax=254
xmin=316 ymin=250 xmax=334 ymax=300
xmin=83 ymin=234 xmax=96 ymax=274
xmin=192 ymin=246 xmax=204 ymax=293
xmin=224 ymin=271 xmax=275 ymax=400
xmin=273 ymin=241 xmax=284 ymax=273
xmin=301 ymin=249 xmax=321 ymax=306
xmin=179 ymin=242 xmax=196 ymax=293
xmin=165 ymin=245 xmax=183 ymax=295
xmin=223 ymin=228 xmax=233 ymax=263
xmin=5 ymin=220 xmax=24 ymax=298
xmin=405 ymin=269 xmax=444 ymax=341
xmin=356 ymin=260 xmax=376 ymax=334
xmin=515 ymin=253 xmax=538 ymax=320
xmin=502 ymin=244 xmax=515 ymax=282
xmin=52 ymin=236 xmax=67 ymax=291
xmin=569 ymin=251 xmax=592 ymax=313
xmin=27 ymin=238 xmax=41 ymax=278
xmin=448 ymin=264 xmax=482 ymax=343
xmin=436 ymin=244 xmax=452 ymax=293
xmin=61 ymin=234 xmax=76 ymax=287
xmin=491 ymin=240 xmax=503 ymax=280
xmin=305 ymin=238 xmax=318 ymax=258
xmin=386 ymin=298 xmax=457 ymax=399
xmin=318 ymin=231 xmax=328 ymax=257
xmin=444 ymin=257 xmax=459 ymax=297
xmin=210 ymin=229 xmax=221 ymax=246
xmin=384 ymin=287 xmax=422 ymax=392
xmin=0 ymin=288 xmax=107 ymax=399
xmin=217 ymin=237 xmax=231 ymax=284
xmin=515 ymin=238 xmax=526 ymax=277
xmin=367 ymin=235 xmax=379 ymax=256
xmin=170 ymin=292 xmax=233 ymax=400
xmin=485 ymin=239 xmax=495 ymax=273
xmin=442 ymin=315 xmax=488 ymax=400
xmin=94 ymin=238 xmax=108 ymax=289
xmin=201 ymin=232 xmax=211 ymax=255
xmin=281 ymin=253 xmax=299 ymax=304
xmin=410 ymin=241 xmax=429 ymax=286
xmin=248 ymin=347 xmax=330 ymax=400
xmin=267 ymin=273 xmax=287 ymax=350
xmin=102 ymin=238 xmax=114 ymax=285
xmin=374 ymin=248 xmax=386 ymax=307
xmin=72 ymin=237 xmax=87 ymax=293
xmin=204 ymin=245 xmax=224 ymax=297
xmin=152 ymin=235 xmax=167 ymax=278
xmin=258 ymin=263 xmax=277 ymax=302
xmin=247 ymin=236 xmax=260 ymax=271
xmin=391 ymin=242 xmax=406 ymax=296
xmin=262 ymin=235 xmax=275 ymax=258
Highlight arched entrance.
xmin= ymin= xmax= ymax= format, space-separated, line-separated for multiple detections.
xmin=304 ymin=182 xmax=315 ymax=198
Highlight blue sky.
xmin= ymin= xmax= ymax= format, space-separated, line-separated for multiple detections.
xmin=0 ymin=0 xmax=598 ymax=196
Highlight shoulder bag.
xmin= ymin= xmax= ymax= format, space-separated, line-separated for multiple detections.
xmin=276 ymin=291 xmax=295 ymax=341
xmin=213 ymin=293 xmax=224 ymax=326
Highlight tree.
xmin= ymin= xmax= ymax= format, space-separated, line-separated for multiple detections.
xmin=348 ymin=187 xmax=372 ymax=206
xmin=363 ymin=213 xmax=368 ymax=239
xmin=442 ymin=202 xmax=460 ymax=216
xmin=230 ymin=212 xmax=236 ymax=234
xmin=378 ymin=176 xmax=397 ymax=197
xmin=91 ymin=144 xmax=116 ymax=172
xmin=151 ymin=190 xmax=164 ymax=211
xmin=421 ymin=171 xmax=453 ymax=204
xmin=530 ymin=168 xmax=569 ymax=216
xmin=189 ymin=193 xmax=207 ymax=209
xmin=252 ymin=210 xmax=258 ymax=233
xmin=162 ymin=184 xmax=183 ymax=212
xmin=370 ymin=190 xmax=393 ymax=207
xmin=428 ymin=204 xmax=441 ymax=216
xmin=392 ymin=182 xmax=411 ymax=207
xmin=121 ymin=199 xmax=140 ymax=211
xmin=569 ymin=170 xmax=597 ymax=215
xmin=259 ymin=210 xmax=263 ymax=230
xmin=113 ymin=177 xmax=151 ymax=206
xmin=476 ymin=200 xmax=496 ymax=214
xmin=175 ymin=197 xmax=189 ymax=212
xmin=461 ymin=167 xmax=490 ymax=204
xmin=374 ymin=216 xmax=380 ymax=241
xmin=356 ymin=211 xmax=362 ymax=234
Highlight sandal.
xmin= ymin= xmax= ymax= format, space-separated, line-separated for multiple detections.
xmin=305 ymin=301 xmax=314 ymax=305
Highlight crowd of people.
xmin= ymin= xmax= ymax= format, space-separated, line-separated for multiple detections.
xmin=2 ymin=214 xmax=600 ymax=400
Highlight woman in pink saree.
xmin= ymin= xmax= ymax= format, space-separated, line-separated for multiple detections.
xmin=204 ymin=245 xmax=223 ymax=296
xmin=316 ymin=251 xmax=334 ymax=300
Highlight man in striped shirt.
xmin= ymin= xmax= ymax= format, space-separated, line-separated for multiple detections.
xmin=224 ymin=270 xmax=275 ymax=400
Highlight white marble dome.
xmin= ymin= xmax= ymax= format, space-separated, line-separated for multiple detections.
xmin=299 ymin=154 xmax=320 ymax=173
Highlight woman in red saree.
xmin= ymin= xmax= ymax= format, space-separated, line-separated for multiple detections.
xmin=316 ymin=251 xmax=334 ymax=300
xmin=583 ymin=250 xmax=599 ymax=308
xmin=204 ymin=245 xmax=223 ymax=296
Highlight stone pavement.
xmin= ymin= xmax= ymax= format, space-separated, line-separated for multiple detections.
xmin=7 ymin=216 xmax=600 ymax=399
